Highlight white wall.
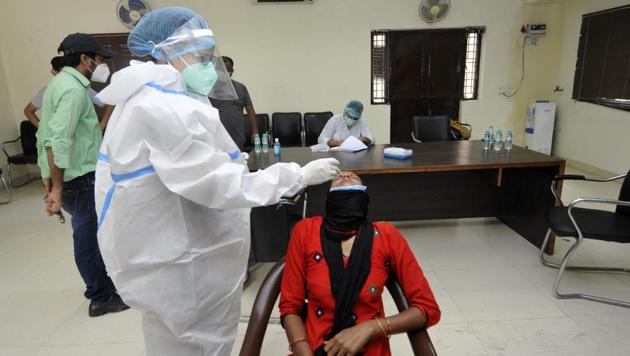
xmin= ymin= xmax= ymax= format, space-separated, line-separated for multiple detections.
xmin=0 ymin=0 xmax=547 ymax=144
xmin=0 ymin=47 xmax=17 ymax=173
xmin=553 ymin=0 xmax=630 ymax=174
xmin=4 ymin=0 xmax=620 ymax=175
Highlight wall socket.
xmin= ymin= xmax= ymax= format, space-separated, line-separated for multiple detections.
xmin=499 ymin=86 xmax=512 ymax=95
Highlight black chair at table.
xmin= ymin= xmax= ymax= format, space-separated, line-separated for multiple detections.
xmin=303 ymin=111 xmax=333 ymax=146
xmin=540 ymin=170 xmax=630 ymax=308
xmin=1 ymin=120 xmax=38 ymax=187
xmin=411 ymin=115 xmax=450 ymax=143
xmin=272 ymin=112 xmax=302 ymax=147
xmin=239 ymin=258 xmax=438 ymax=356
xmin=244 ymin=113 xmax=270 ymax=151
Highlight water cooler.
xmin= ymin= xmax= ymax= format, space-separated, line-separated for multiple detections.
xmin=525 ymin=101 xmax=556 ymax=155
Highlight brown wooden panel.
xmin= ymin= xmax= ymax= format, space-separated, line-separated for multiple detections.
xmin=249 ymin=141 xmax=565 ymax=258
xmin=578 ymin=13 xmax=611 ymax=100
xmin=572 ymin=17 xmax=589 ymax=100
xmin=600 ymin=8 xmax=630 ymax=100
xmin=389 ymin=31 xmax=426 ymax=101
xmin=426 ymin=30 xmax=467 ymax=98
xmin=248 ymin=141 xmax=564 ymax=174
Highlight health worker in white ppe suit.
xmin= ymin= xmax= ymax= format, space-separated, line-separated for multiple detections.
xmin=93 ymin=7 xmax=340 ymax=356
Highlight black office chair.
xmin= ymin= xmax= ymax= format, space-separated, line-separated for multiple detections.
xmin=303 ymin=111 xmax=333 ymax=146
xmin=0 ymin=168 xmax=12 ymax=204
xmin=540 ymin=171 xmax=630 ymax=308
xmin=244 ymin=113 xmax=270 ymax=150
xmin=411 ymin=115 xmax=450 ymax=143
xmin=272 ymin=112 xmax=303 ymax=147
xmin=2 ymin=120 xmax=38 ymax=187
xmin=239 ymin=258 xmax=438 ymax=356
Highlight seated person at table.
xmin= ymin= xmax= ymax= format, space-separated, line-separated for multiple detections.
xmin=318 ymin=100 xmax=375 ymax=147
xmin=280 ymin=171 xmax=440 ymax=356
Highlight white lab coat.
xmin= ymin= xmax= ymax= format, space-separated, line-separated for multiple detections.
xmin=317 ymin=114 xmax=375 ymax=145
xmin=94 ymin=61 xmax=304 ymax=356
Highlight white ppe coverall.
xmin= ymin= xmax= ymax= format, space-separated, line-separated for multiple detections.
xmin=94 ymin=61 xmax=304 ymax=356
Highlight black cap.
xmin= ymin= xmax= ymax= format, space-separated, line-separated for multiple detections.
xmin=59 ymin=33 xmax=116 ymax=58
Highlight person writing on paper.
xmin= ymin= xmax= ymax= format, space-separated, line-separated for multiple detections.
xmin=280 ymin=171 xmax=440 ymax=355
xmin=93 ymin=7 xmax=340 ymax=356
xmin=318 ymin=100 xmax=374 ymax=147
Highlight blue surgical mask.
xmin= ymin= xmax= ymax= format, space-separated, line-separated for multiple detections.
xmin=330 ymin=185 xmax=367 ymax=192
xmin=182 ymin=62 xmax=218 ymax=95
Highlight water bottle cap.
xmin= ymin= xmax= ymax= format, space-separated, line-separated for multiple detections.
xmin=275 ymin=138 xmax=279 ymax=143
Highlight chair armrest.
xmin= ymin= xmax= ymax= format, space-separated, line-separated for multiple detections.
xmin=553 ymin=173 xmax=627 ymax=183
xmin=2 ymin=137 xmax=21 ymax=158
xmin=239 ymin=258 xmax=285 ymax=356
xmin=566 ymin=198 xmax=630 ymax=239
xmin=385 ymin=277 xmax=438 ymax=356
xmin=277 ymin=188 xmax=306 ymax=208
xmin=550 ymin=173 xmax=627 ymax=206
xmin=552 ymin=174 xmax=585 ymax=182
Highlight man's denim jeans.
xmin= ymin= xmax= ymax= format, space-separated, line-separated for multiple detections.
xmin=62 ymin=172 xmax=115 ymax=303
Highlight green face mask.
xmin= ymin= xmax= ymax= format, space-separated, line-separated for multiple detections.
xmin=182 ymin=62 xmax=218 ymax=95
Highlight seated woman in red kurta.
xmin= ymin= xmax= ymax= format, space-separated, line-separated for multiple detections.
xmin=280 ymin=171 xmax=440 ymax=356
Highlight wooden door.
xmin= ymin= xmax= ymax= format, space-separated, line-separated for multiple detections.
xmin=389 ymin=29 xmax=467 ymax=143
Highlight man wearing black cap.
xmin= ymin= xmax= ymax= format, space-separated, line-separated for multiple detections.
xmin=37 ymin=33 xmax=128 ymax=317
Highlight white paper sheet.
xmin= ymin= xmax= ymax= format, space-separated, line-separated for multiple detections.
xmin=310 ymin=142 xmax=330 ymax=152
xmin=337 ymin=136 xmax=368 ymax=152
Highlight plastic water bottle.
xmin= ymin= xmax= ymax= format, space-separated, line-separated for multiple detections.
xmin=494 ymin=130 xmax=503 ymax=151
xmin=483 ymin=130 xmax=491 ymax=150
xmin=488 ymin=126 xmax=495 ymax=145
xmin=505 ymin=130 xmax=513 ymax=150
xmin=262 ymin=133 xmax=269 ymax=153
xmin=254 ymin=134 xmax=261 ymax=154
xmin=273 ymin=138 xmax=281 ymax=158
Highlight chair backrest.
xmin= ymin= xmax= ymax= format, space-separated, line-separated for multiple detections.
xmin=244 ymin=114 xmax=271 ymax=149
xmin=617 ymin=171 xmax=630 ymax=217
xmin=304 ymin=112 xmax=333 ymax=146
xmin=19 ymin=120 xmax=38 ymax=156
xmin=272 ymin=112 xmax=302 ymax=147
xmin=239 ymin=259 xmax=437 ymax=356
xmin=412 ymin=116 xmax=450 ymax=142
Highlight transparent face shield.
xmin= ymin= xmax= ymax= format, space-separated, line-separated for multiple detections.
xmin=153 ymin=19 xmax=237 ymax=101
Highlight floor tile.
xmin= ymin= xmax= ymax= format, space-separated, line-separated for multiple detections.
xmin=0 ymin=291 xmax=83 ymax=348
xmin=36 ymin=342 xmax=144 ymax=356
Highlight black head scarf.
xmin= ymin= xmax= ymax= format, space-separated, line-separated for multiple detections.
xmin=316 ymin=190 xmax=373 ymax=355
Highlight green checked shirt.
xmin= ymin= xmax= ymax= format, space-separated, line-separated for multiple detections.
xmin=36 ymin=67 xmax=102 ymax=181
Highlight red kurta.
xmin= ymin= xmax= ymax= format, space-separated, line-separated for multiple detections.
xmin=280 ymin=217 xmax=440 ymax=355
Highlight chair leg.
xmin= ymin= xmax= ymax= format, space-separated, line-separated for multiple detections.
xmin=7 ymin=163 xmax=12 ymax=187
xmin=541 ymin=229 xmax=630 ymax=308
xmin=540 ymin=228 xmax=630 ymax=273
xmin=302 ymin=191 xmax=308 ymax=219
xmin=0 ymin=173 xmax=12 ymax=204
xmin=8 ymin=164 xmax=39 ymax=188
xmin=552 ymin=234 xmax=582 ymax=299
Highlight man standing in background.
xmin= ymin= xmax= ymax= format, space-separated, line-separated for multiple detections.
xmin=24 ymin=56 xmax=114 ymax=130
xmin=209 ymin=56 xmax=259 ymax=151
xmin=38 ymin=33 xmax=128 ymax=317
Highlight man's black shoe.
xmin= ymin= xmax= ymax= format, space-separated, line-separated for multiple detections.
xmin=89 ymin=293 xmax=130 ymax=317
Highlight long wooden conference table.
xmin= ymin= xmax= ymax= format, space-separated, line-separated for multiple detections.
xmin=248 ymin=141 xmax=565 ymax=261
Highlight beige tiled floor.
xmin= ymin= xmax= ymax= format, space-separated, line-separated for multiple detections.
xmin=0 ymin=167 xmax=629 ymax=355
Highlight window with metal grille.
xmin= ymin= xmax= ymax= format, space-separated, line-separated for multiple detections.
xmin=463 ymin=29 xmax=483 ymax=100
xmin=371 ymin=28 xmax=483 ymax=104
xmin=371 ymin=31 xmax=389 ymax=104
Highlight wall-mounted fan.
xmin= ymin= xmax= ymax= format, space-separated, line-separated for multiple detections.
xmin=117 ymin=0 xmax=151 ymax=29
xmin=419 ymin=0 xmax=451 ymax=24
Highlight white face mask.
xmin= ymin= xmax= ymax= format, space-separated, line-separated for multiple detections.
xmin=88 ymin=58 xmax=110 ymax=83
